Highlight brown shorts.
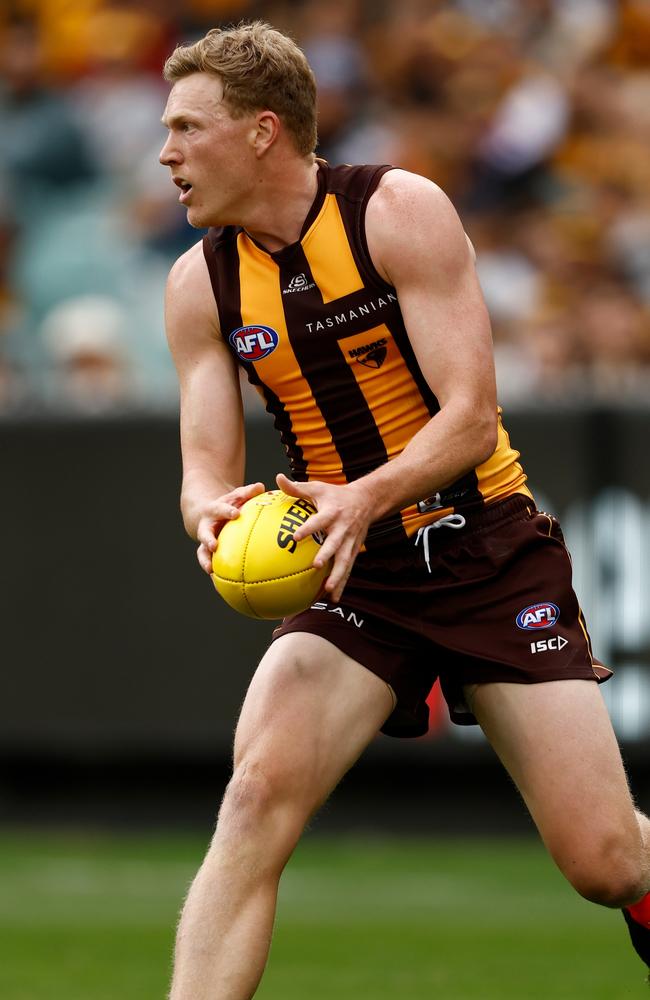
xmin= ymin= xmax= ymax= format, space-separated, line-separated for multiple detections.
xmin=272 ymin=494 xmax=611 ymax=738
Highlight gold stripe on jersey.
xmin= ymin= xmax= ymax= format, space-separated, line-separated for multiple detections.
xmin=475 ymin=410 xmax=533 ymax=504
xmin=302 ymin=194 xmax=365 ymax=303
xmin=337 ymin=325 xmax=432 ymax=461
xmin=237 ymin=232 xmax=342 ymax=479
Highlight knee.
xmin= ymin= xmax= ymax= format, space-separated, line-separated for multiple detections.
xmin=571 ymin=868 xmax=645 ymax=909
xmin=221 ymin=760 xmax=282 ymax=827
xmin=217 ymin=759 xmax=305 ymax=849
xmin=561 ymin=836 xmax=645 ymax=908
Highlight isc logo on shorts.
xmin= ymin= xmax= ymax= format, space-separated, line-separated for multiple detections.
xmin=229 ymin=325 xmax=279 ymax=362
xmin=516 ymin=602 xmax=560 ymax=630
xmin=530 ymin=636 xmax=568 ymax=654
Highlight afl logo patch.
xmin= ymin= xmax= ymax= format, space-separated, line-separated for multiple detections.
xmin=229 ymin=325 xmax=279 ymax=362
xmin=516 ymin=602 xmax=560 ymax=630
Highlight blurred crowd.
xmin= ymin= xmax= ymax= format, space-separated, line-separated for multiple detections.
xmin=0 ymin=0 xmax=649 ymax=414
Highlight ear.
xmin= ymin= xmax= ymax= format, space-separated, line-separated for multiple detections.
xmin=251 ymin=110 xmax=281 ymax=157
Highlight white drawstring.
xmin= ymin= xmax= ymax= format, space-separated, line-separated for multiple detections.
xmin=415 ymin=514 xmax=467 ymax=573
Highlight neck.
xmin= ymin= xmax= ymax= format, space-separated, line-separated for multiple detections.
xmin=240 ymin=156 xmax=320 ymax=252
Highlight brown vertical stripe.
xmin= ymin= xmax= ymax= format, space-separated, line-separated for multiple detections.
xmin=275 ymin=244 xmax=407 ymax=545
xmin=237 ymin=234 xmax=341 ymax=480
xmin=203 ymin=230 xmax=311 ymax=478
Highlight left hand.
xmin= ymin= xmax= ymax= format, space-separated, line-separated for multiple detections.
xmin=276 ymin=472 xmax=374 ymax=602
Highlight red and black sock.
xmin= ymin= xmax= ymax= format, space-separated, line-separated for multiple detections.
xmin=624 ymin=892 xmax=650 ymax=967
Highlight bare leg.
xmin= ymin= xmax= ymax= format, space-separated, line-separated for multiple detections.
xmin=169 ymin=633 xmax=395 ymax=1000
xmin=466 ymin=679 xmax=650 ymax=906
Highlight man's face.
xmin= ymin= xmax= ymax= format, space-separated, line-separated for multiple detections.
xmin=160 ymin=73 xmax=256 ymax=229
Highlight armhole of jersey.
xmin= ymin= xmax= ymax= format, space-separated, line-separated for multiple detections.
xmin=202 ymin=232 xmax=226 ymax=333
xmin=355 ymin=164 xmax=396 ymax=293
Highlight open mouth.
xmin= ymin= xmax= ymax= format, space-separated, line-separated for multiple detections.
xmin=173 ymin=177 xmax=193 ymax=202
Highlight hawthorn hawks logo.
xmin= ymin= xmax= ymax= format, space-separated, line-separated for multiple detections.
xmin=348 ymin=337 xmax=388 ymax=369
xmin=229 ymin=325 xmax=279 ymax=362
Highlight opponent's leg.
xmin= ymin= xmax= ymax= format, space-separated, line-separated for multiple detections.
xmin=465 ymin=679 xmax=650 ymax=907
xmin=169 ymin=632 xmax=395 ymax=1000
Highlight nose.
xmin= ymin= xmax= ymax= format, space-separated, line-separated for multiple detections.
xmin=159 ymin=132 xmax=181 ymax=166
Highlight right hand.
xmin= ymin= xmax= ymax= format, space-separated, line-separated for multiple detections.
xmin=194 ymin=482 xmax=265 ymax=573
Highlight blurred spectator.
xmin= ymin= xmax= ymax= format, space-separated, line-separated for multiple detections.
xmin=0 ymin=195 xmax=19 ymax=331
xmin=575 ymin=284 xmax=650 ymax=398
xmin=299 ymin=0 xmax=380 ymax=165
xmin=70 ymin=5 xmax=171 ymax=179
xmin=40 ymin=295 xmax=138 ymax=413
xmin=470 ymin=71 xmax=571 ymax=210
xmin=0 ymin=18 xmax=96 ymax=201
xmin=494 ymin=304 xmax=583 ymax=406
xmin=606 ymin=197 xmax=650 ymax=304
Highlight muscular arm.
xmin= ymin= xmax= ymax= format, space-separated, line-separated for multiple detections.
xmin=354 ymin=169 xmax=497 ymax=516
xmin=166 ymin=242 xmax=264 ymax=570
xmin=282 ymin=170 xmax=497 ymax=596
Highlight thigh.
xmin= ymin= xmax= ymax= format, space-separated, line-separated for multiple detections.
xmin=275 ymin=608 xmax=436 ymax=739
xmin=466 ymin=679 xmax=643 ymax=874
xmin=233 ymin=632 xmax=396 ymax=812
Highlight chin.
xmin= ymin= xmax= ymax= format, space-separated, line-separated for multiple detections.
xmin=188 ymin=207 xmax=228 ymax=230
xmin=188 ymin=194 xmax=240 ymax=229
xmin=186 ymin=209 xmax=210 ymax=229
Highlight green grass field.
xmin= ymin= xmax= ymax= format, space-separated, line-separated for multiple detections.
xmin=0 ymin=830 xmax=645 ymax=999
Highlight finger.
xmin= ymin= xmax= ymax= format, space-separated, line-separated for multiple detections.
xmin=323 ymin=541 xmax=359 ymax=601
xmin=197 ymin=496 xmax=247 ymax=547
xmin=325 ymin=561 xmax=352 ymax=603
xmin=276 ymin=472 xmax=315 ymax=502
xmin=197 ymin=513 xmax=233 ymax=551
xmin=311 ymin=524 xmax=348 ymax=567
xmin=217 ymin=483 xmax=265 ymax=511
xmin=197 ymin=530 xmax=218 ymax=554
xmin=228 ymin=481 xmax=266 ymax=505
xmin=196 ymin=505 xmax=238 ymax=537
xmin=293 ymin=511 xmax=331 ymax=543
xmin=197 ymin=542 xmax=213 ymax=574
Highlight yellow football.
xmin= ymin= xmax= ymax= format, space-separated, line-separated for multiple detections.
xmin=211 ymin=490 xmax=331 ymax=619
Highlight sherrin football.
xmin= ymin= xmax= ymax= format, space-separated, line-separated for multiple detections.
xmin=211 ymin=490 xmax=331 ymax=619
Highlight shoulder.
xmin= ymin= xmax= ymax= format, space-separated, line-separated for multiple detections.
xmin=369 ymin=170 xmax=458 ymax=229
xmin=366 ymin=170 xmax=471 ymax=284
xmin=165 ymin=239 xmax=221 ymax=341
xmin=166 ymin=239 xmax=210 ymax=294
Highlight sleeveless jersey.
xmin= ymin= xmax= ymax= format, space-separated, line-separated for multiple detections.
xmin=203 ymin=160 xmax=532 ymax=549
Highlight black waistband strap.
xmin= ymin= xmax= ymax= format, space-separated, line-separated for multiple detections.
xmin=466 ymin=493 xmax=533 ymax=531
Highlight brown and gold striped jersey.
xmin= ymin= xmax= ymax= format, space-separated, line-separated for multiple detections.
xmin=203 ymin=160 xmax=532 ymax=548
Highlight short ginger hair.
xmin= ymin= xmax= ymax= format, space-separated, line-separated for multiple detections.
xmin=163 ymin=21 xmax=317 ymax=157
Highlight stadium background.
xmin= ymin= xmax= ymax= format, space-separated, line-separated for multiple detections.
xmin=1 ymin=0 xmax=649 ymax=997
